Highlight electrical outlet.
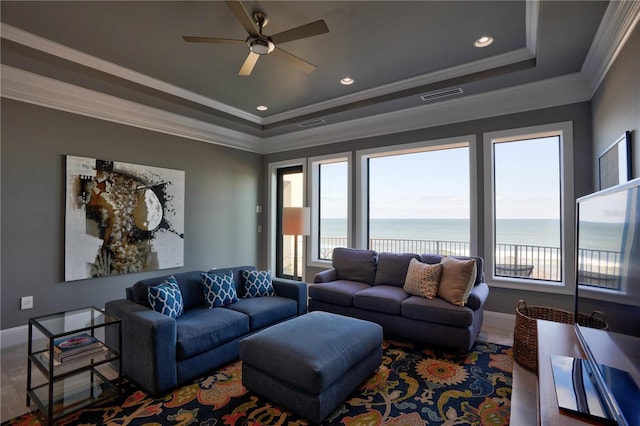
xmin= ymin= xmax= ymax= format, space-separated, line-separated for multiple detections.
xmin=21 ymin=296 xmax=34 ymax=310
xmin=256 ymin=205 xmax=262 ymax=213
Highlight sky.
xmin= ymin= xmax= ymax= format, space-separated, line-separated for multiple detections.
xmin=320 ymin=136 xmax=562 ymax=220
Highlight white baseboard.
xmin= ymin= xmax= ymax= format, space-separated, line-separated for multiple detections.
xmin=0 ymin=325 xmax=28 ymax=349
xmin=483 ymin=310 xmax=516 ymax=334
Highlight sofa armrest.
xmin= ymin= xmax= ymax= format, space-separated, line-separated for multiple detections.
xmin=314 ymin=269 xmax=338 ymax=283
xmin=272 ymin=277 xmax=308 ymax=315
xmin=105 ymin=299 xmax=177 ymax=395
xmin=466 ymin=282 xmax=489 ymax=311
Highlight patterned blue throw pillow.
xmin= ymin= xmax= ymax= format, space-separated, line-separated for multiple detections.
xmin=147 ymin=276 xmax=184 ymax=318
xmin=201 ymin=272 xmax=239 ymax=308
xmin=242 ymin=270 xmax=275 ymax=298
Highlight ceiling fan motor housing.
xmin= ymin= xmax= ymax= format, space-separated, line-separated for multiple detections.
xmin=246 ymin=36 xmax=275 ymax=55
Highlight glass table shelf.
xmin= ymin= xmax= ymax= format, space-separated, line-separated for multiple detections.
xmin=27 ymin=306 xmax=122 ymax=424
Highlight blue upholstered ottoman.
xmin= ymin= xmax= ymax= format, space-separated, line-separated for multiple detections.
xmin=239 ymin=311 xmax=383 ymax=424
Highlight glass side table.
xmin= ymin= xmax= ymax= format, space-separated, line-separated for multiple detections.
xmin=27 ymin=306 xmax=122 ymax=424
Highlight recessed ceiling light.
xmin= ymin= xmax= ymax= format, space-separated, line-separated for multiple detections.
xmin=340 ymin=77 xmax=354 ymax=86
xmin=474 ymin=36 xmax=494 ymax=48
xmin=256 ymin=105 xmax=268 ymax=111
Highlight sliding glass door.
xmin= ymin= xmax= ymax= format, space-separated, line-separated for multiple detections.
xmin=276 ymin=165 xmax=304 ymax=279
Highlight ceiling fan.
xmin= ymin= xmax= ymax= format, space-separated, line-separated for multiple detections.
xmin=183 ymin=0 xmax=329 ymax=76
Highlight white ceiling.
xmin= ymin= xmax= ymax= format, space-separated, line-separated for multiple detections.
xmin=1 ymin=1 xmax=639 ymax=153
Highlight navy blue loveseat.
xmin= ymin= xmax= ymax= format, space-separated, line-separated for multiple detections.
xmin=105 ymin=266 xmax=307 ymax=395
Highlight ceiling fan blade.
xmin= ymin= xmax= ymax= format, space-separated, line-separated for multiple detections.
xmin=239 ymin=52 xmax=260 ymax=75
xmin=182 ymin=36 xmax=245 ymax=45
xmin=272 ymin=47 xmax=316 ymax=73
xmin=225 ymin=0 xmax=259 ymax=36
xmin=270 ymin=20 xmax=329 ymax=45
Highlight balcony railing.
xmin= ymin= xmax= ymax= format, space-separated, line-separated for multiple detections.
xmin=495 ymin=243 xmax=561 ymax=281
xmin=319 ymin=238 xmax=621 ymax=289
xmin=319 ymin=238 xmax=468 ymax=259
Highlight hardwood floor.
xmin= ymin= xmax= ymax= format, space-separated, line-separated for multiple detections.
xmin=1 ymin=323 xmax=537 ymax=424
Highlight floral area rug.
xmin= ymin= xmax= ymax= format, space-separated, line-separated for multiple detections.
xmin=4 ymin=339 xmax=512 ymax=425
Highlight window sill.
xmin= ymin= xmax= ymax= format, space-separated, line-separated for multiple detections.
xmin=308 ymin=259 xmax=332 ymax=269
xmin=488 ymin=277 xmax=573 ymax=295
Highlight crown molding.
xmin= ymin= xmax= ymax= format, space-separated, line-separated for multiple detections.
xmin=0 ymin=22 xmax=262 ymax=124
xmin=261 ymin=47 xmax=535 ymax=126
xmin=2 ymin=64 xmax=591 ymax=155
xmin=581 ymin=0 xmax=640 ymax=95
xmin=261 ymin=73 xmax=592 ymax=154
xmin=0 ymin=0 xmax=613 ymax=157
xmin=264 ymin=2 xmax=540 ymax=125
xmin=0 ymin=65 xmax=263 ymax=153
xmin=3 ymin=2 xmax=631 ymax=156
xmin=1 ymin=1 xmax=538 ymax=129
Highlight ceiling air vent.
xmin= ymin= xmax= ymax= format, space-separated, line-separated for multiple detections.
xmin=420 ymin=88 xmax=463 ymax=102
xmin=297 ymin=118 xmax=327 ymax=128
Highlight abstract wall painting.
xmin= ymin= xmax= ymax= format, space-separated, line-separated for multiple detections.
xmin=65 ymin=155 xmax=185 ymax=281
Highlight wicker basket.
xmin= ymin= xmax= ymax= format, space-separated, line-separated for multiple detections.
xmin=512 ymin=300 xmax=607 ymax=372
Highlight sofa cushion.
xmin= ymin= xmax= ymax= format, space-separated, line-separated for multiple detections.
xmin=175 ymin=307 xmax=249 ymax=360
xmin=201 ymin=272 xmax=239 ymax=307
xmin=353 ymin=285 xmax=409 ymax=315
xmin=332 ymin=248 xmax=378 ymax=285
xmin=132 ymin=270 xmax=206 ymax=310
xmin=224 ymin=296 xmax=297 ymax=330
xmin=207 ymin=266 xmax=257 ymax=299
xmin=241 ymin=270 xmax=275 ymax=298
xmin=309 ymin=281 xmax=371 ymax=306
xmin=403 ymin=259 xmax=443 ymax=299
xmin=374 ymin=252 xmax=420 ymax=287
xmin=437 ymin=256 xmax=477 ymax=306
xmin=421 ymin=254 xmax=485 ymax=286
xmin=147 ymin=276 xmax=184 ymax=318
xmin=401 ymin=295 xmax=474 ymax=327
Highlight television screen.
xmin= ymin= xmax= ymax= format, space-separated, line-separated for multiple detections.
xmin=575 ymin=177 xmax=640 ymax=425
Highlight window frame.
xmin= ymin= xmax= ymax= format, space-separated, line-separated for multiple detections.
xmin=308 ymin=152 xmax=352 ymax=267
xmin=355 ymin=135 xmax=478 ymax=254
xmin=483 ymin=121 xmax=575 ymax=293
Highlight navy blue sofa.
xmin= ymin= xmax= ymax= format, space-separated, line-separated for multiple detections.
xmin=105 ymin=266 xmax=307 ymax=395
xmin=309 ymin=249 xmax=489 ymax=351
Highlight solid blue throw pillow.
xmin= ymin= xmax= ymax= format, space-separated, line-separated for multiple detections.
xmin=201 ymin=272 xmax=239 ymax=307
xmin=242 ymin=270 xmax=274 ymax=298
xmin=147 ymin=276 xmax=184 ymax=318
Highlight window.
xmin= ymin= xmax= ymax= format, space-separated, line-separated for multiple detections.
xmin=484 ymin=122 xmax=574 ymax=289
xmin=357 ymin=137 xmax=476 ymax=255
xmin=309 ymin=153 xmax=351 ymax=264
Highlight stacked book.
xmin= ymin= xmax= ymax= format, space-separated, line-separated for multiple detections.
xmin=51 ymin=333 xmax=105 ymax=363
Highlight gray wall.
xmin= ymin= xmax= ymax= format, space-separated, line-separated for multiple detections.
xmin=2 ymin=25 xmax=636 ymax=329
xmin=1 ymin=99 xmax=262 ymax=329
xmin=592 ymin=24 xmax=640 ymax=183
xmin=265 ymin=102 xmax=594 ymax=315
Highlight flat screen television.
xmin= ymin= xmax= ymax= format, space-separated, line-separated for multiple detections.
xmin=571 ymin=176 xmax=640 ymax=425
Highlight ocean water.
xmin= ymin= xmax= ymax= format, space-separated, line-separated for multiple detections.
xmin=320 ymin=218 xmax=622 ymax=251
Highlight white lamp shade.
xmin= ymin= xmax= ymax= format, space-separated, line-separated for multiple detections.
xmin=282 ymin=207 xmax=311 ymax=236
